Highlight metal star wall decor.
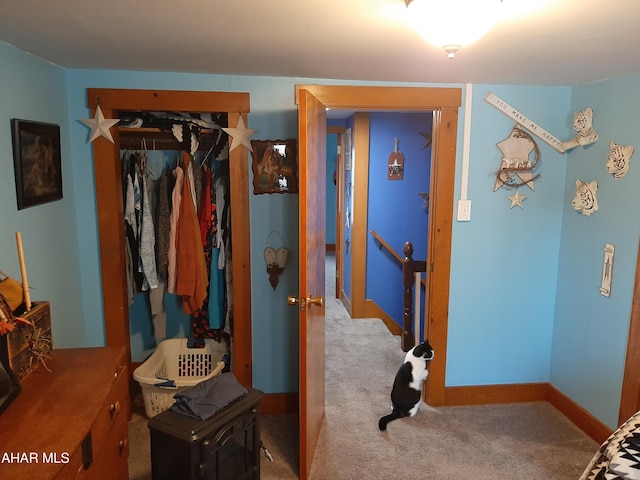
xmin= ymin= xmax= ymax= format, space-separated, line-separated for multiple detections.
xmin=222 ymin=116 xmax=257 ymax=152
xmin=420 ymin=132 xmax=432 ymax=149
xmin=508 ymin=189 xmax=527 ymax=209
xmin=80 ymin=105 xmax=120 ymax=143
xmin=419 ymin=192 xmax=429 ymax=211
xmin=494 ymin=125 xmax=541 ymax=192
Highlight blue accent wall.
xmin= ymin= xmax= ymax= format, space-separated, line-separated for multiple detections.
xmin=366 ymin=112 xmax=431 ymax=333
xmin=3 ymin=39 xmax=640 ymax=429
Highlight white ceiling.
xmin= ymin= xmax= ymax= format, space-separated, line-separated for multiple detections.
xmin=0 ymin=0 xmax=638 ymax=86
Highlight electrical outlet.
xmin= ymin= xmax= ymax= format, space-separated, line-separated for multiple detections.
xmin=457 ymin=199 xmax=471 ymax=221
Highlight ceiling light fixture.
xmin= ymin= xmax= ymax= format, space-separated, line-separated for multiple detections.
xmin=405 ymin=0 xmax=502 ymax=59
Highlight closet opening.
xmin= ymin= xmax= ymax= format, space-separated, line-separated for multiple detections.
xmin=87 ymin=89 xmax=253 ymax=390
xmin=118 ymin=111 xmax=234 ymax=364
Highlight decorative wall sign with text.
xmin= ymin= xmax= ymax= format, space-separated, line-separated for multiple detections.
xmin=485 ymin=93 xmax=565 ymax=153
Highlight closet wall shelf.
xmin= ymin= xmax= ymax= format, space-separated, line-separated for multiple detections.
xmin=118 ymin=127 xmax=219 ymax=150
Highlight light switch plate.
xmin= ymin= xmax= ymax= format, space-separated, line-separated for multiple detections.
xmin=457 ymin=199 xmax=471 ymax=221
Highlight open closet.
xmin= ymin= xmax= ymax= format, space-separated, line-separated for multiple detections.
xmin=87 ymin=89 xmax=253 ymax=388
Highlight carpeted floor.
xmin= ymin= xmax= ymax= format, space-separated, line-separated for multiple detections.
xmin=128 ymin=254 xmax=600 ymax=479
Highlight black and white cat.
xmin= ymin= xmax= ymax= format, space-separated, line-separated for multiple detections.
xmin=378 ymin=340 xmax=434 ymax=431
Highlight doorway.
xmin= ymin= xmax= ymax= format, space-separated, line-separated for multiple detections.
xmin=296 ymin=84 xmax=461 ymax=479
xmin=301 ymin=84 xmax=461 ymax=406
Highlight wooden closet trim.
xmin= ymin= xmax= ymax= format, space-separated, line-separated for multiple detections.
xmin=86 ymin=88 xmax=253 ymax=388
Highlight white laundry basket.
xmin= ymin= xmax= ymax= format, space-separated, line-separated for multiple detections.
xmin=133 ymin=338 xmax=227 ymax=418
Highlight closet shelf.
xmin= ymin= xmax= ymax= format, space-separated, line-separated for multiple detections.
xmin=118 ymin=127 xmax=220 ymax=150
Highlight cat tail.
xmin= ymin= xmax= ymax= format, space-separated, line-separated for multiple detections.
xmin=378 ymin=411 xmax=403 ymax=431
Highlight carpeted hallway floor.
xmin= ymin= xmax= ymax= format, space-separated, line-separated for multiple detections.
xmin=128 ymin=254 xmax=600 ymax=479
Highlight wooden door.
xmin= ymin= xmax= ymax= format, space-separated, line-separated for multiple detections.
xmin=296 ymin=88 xmax=327 ymax=480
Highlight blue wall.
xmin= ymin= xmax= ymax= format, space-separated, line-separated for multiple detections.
xmin=3 ymin=39 xmax=640 ymax=429
xmin=447 ymin=84 xmax=570 ymax=388
xmin=0 ymin=43 xmax=85 ymax=347
xmin=552 ymin=73 xmax=640 ymax=428
xmin=366 ymin=112 xmax=431 ymax=332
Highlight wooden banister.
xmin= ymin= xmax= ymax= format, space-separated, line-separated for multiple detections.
xmin=370 ymin=230 xmax=403 ymax=264
xmin=370 ymin=232 xmax=428 ymax=351
xmin=370 ymin=230 xmax=426 ymax=289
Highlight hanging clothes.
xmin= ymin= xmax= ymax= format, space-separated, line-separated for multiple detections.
xmin=167 ymin=166 xmax=184 ymax=294
xmin=192 ymin=165 xmax=225 ymax=338
xmin=175 ymin=152 xmax=209 ymax=314
xmin=119 ymin=117 xmax=232 ymax=347
xmin=138 ymin=171 xmax=159 ymax=291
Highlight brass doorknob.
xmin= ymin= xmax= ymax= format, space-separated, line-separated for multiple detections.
xmin=287 ymin=295 xmax=301 ymax=306
xmin=287 ymin=295 xmax=323 ymax=310
xmin=306 ymin=296 xmax=323 ymax=307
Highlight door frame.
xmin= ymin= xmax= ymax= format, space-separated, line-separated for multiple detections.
xmin=327 ymin=126 xmax=345 ymax=299
xmin=295 ymin=84 xmax=461 ymax=406
xmin=86 ymin=88 xmax=253 ymax=388
xmin=619 ymin=237 xmax=640 ymax=424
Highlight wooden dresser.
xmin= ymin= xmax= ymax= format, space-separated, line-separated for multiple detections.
xmin=0 ymin=347 xmax=129 ymax=480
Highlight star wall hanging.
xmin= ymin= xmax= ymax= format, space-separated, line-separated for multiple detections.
xmin=420 ymin=132 xmax=432 ymax=149
xmin=222 ymin=116 xmax=257 ymax=152
xmin=508 ymin=189 xmax=527 ymax=209
xmin=419 ymin=192 xmax=429 ymax=211
xmin=80 ymin=105 xmax=120 ymax=143
xmin=494 ymin=125 xmax=540 ymax=192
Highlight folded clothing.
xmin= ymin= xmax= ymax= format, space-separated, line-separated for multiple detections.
xmin=170 ymin=372 xmax=248 ymax=420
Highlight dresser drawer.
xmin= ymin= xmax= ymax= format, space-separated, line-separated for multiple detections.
xmin=54 ymin=448 xmax=85 ymax=480
xmin=91 ymin=364 xmax=128 ymax=453
xmin=85 ymin=404 xmax=129 ymax=480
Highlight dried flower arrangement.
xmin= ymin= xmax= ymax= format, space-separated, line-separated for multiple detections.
xmin=0 ymin=294 xmax=53 ymax=377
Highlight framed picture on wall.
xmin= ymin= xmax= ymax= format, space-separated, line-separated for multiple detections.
xmin=250 ymin=139 xmax=298 ymax=194
xmin=11 ymin=119 xmax=63 ymax=210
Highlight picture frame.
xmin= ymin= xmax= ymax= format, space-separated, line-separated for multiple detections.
xmin=0 ymin=336 xmax=21 ymax=415
xmin=250 ymin=139 xmax=298 ymax=194
xmin=11 ymin=119 xmax=63 ymax=210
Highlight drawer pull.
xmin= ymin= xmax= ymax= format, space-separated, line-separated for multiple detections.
xmin=109 ymin=401 xmax=121 ymax=418
xmin=119 ymin=439 xmax=128 ymax=455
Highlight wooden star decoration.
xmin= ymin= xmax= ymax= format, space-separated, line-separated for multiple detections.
xmin=80 ymin=105 xmax=120 ymax=143
xmin=508 ymin=189 xmax=527 ymax=209
xmin=420 ymin=132 xmax=432 ymax=149
xmin=222 ymin=116 xmax=257 ymax=152
xmin=494 ymin=129 xmax=537 ymax=191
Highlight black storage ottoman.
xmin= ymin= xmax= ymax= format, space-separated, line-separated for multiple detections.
xmin=149 ymin=388 xmax=264 ymax=480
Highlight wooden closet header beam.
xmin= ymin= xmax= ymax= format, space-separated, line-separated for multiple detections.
xmin=87 ymin=88 xmax=251 ymax=113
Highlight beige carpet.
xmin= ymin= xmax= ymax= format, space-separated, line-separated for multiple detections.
xmin=128 ymin=254 xmax=600 ymax=479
